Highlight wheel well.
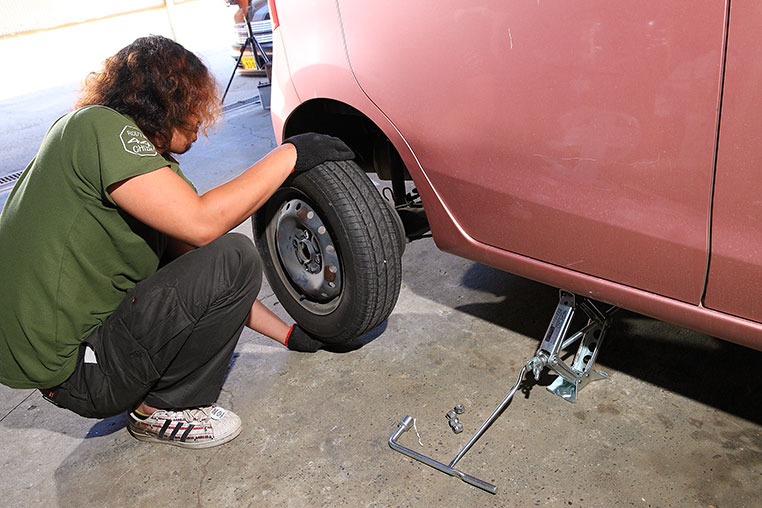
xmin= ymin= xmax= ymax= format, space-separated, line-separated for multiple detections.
xmin=284 ymin=99 xmax=430 ymax=240
xmin=284 ymin=99 xmax=410 ymax=182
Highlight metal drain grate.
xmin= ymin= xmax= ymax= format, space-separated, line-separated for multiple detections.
xmin=221 ymin=95 xmax=261 ymax=113
xmin=0 ymin=171 xmax=23 ymax=193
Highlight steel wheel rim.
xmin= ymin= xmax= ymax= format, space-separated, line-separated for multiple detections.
xmin=274 ymin=198 xmax=342 ymax=312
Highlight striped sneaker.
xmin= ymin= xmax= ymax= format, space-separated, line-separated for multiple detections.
xmin=127 ymin=405 xmax=242 ymax=448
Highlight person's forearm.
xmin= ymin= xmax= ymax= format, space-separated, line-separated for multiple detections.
xmin=108 ymin=144 xmax=296 ymax=248
xmin=193 ymin=144 xmax=296 ymax=244
xmin=247 ymin=300 xmax=290 ymax=345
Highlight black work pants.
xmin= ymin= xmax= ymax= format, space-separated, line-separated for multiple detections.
xmin=42 ymin=233 xmax=262 ymax=419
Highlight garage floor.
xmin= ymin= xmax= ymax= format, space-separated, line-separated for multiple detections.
xmin=1 ymin=3 xmax=761 ymax=508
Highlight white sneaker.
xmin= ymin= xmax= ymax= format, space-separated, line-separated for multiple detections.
xmin=127 ymin=405 xmax=242 ymax=448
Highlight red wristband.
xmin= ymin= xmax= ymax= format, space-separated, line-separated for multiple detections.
xmin=284 ymin=325 xmax=294 ymax=348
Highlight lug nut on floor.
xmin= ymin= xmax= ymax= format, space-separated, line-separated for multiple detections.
xmin=446 ymin=405 xmax=465 ymax=434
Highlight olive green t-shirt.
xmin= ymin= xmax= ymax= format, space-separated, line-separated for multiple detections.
xmin=0 ymin=105 xmax=194 ymax=389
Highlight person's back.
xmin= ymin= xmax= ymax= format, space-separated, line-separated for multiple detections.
xmin=0 ymin=105 xmax=180 ymax=389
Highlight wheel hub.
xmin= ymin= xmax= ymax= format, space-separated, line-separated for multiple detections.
xmin=293 ymin=230 xmax=321 ymax=273
xmin=275 ymin=199 xmax=341 ymax=301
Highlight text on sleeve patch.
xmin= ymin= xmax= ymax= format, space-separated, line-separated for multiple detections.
xmin=120 ymin=125 xmax=158 ymax=157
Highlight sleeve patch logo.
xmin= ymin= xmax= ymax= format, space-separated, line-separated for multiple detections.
xmin=120 ymin=125 xmax=158 ymax=157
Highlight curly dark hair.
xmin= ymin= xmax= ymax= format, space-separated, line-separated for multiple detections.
xmin=76 ymin=35 xmax=220 ymax=152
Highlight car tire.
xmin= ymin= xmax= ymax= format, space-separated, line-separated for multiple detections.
xmin=382 ymin=192 xmax=407 ymax=256
xmin=252 ymin=160 xmax=403 ymax=344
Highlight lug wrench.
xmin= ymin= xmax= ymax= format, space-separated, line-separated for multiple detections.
xmin=389 ymin=415 xmax=498 ymax=494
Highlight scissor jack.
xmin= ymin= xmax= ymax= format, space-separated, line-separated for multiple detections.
xmin=389 ymin=290 xmax=619 ymax=494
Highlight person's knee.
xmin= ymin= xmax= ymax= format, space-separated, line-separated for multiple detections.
xmin=219 ymin=233 xmax=259 ymax=269
xmin=216 ymin=233 xmax=262 ymax=296
xmin=218 ymin=232 xmax=256 ymax=255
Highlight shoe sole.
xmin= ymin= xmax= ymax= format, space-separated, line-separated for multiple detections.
xmin=127 ymin=424 xmax=242 ymax=449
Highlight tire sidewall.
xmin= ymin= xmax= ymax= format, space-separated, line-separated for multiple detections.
xmin=254 ymin=170 xmax=369 ymax=343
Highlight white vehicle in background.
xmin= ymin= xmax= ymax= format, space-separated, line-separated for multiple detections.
xmin=228 ymin=0 xmax=273 ymax=76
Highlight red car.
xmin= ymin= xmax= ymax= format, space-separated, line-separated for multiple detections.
xmin=255 ymin=0 xmax=762 ymax=353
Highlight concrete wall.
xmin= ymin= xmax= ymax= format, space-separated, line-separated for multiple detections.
xmin=0 ymin=0 xmax=173 ymax=37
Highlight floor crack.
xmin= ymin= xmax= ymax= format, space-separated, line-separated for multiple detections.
xmin=0 ymin=390 xmax=35 ymax=423
xmin=195 ymin=456 xmax=214 ymax=508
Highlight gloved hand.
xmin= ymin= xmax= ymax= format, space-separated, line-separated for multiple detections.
xmin=285 ymin=324 xmax=326 ymax=352
xmin=283 ymin=132 xmax=354 ymax=173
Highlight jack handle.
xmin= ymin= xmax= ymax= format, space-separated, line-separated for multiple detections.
xmin=388 ymin=415 xmax=498 ymax=494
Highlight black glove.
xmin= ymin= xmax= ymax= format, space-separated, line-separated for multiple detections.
xmin=285 ymin=324 xmax=326 ymax=353
xmin=283 ymin=132 xmax=354 ymax=173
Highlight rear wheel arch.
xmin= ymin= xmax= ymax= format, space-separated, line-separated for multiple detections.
xmin=283 ymin=99 xmax=429 ymax=241
xmin=283 ymin=99 xmax=410 ymax=183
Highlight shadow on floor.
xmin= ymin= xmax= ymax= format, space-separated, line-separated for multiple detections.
xmin=409 ymin=261 xmax=762 ymax=425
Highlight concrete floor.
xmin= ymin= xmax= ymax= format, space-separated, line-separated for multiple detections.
xmin=1 ymin=3 xmax=762 ymax=508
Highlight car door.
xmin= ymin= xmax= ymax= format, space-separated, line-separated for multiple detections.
xmin=704 ymin=0 xmax=762 ymax=322
xmin=338 ymin=0 xmax=727 ymax=304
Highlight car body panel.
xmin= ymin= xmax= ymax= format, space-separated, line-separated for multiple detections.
xmin=337 ymin=0 xmax=726 ymax=305
xmin=274 ymin=1 xmax=365 ymax=109
xmin=270 ymin=27 xmax=301 ymax=139
xmin=705 ymin=0 xmax=762 ymax=323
